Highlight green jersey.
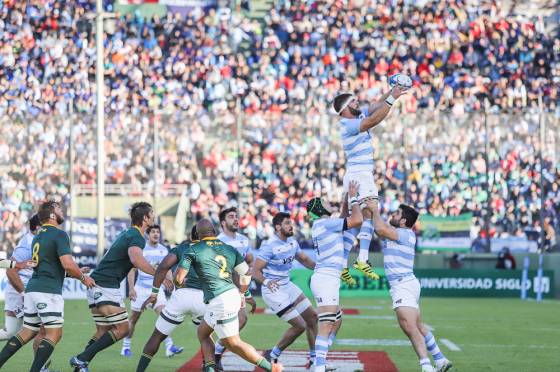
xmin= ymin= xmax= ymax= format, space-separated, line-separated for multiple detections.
xmin=91 ymin=227 xmax=146 ymax=288
xmin=26 ymin=224 xmax=72 ymax=295
xmin=170 ymin=241 xmax=202 ymax=290
xmin=178 ymin=237 xmax=244 ymax=303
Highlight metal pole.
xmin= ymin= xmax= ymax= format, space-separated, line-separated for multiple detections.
xmin=538 ymin=93 xmax=545 ymax=252
xmin=483 ymin=109 xmax=492 ymax=253
xmin=236 ymin=97 xmax=241 ymax=183
xmin=401 ymin=115 xmax=408 ymax=203
xmin=96 ymin=0 xmax=105 ymax=262
xmin=153 ymin=112 xmax=159 ymax=213
xmin=69 ymin=117 xmax=75 ymax=244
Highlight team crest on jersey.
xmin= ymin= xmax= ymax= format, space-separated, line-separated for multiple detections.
xmin=94 ymin=292 xmax=102 ymax=300
xmin=36 ymin=303 xmax=47 ymax=310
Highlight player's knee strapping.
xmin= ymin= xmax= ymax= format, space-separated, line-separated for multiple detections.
xmin=104 ymin=310 xmax=128 ymax=325
xmin=295 ymin=298 xmax=312 ymax=315
xmin=276 ymin=304 xmax=299 ymax=322
xmin=23 ymin=319 xmax=41 ymax=332
xmin=318 ymin=312 xmax=337 ymax=323
xmin=92 ymin=313 xmax=109 ymax=326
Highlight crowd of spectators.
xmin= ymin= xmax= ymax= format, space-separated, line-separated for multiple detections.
xmin=1 ymin=0 xmax=559 ymax=254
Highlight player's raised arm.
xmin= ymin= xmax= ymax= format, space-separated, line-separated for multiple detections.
xmin=359 ymin=85 xmax=408 ymax=132
xmin=370 ymin=200 xmax=399 ymax=241
xmin=128 ymin=246 xmax=156 ymax=276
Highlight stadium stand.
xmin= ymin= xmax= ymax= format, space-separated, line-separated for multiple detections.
xmin=0 ymin=0 xmax=558 ymax=254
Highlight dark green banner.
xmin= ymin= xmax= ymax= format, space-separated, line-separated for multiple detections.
xmin=288 ymin=269 xmax=554 ymax=298
xmin=416 ymin=269 xmax=554 ymax=298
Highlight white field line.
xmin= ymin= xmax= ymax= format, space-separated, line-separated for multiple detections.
xmin=345 ymin=315 xmax=395 ymax=320
xmin=440 ymin=338 xmax=461 ymax=351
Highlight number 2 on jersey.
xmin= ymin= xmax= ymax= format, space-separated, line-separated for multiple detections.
xmin=215 ymin=255 xmax=229 ymax=279
xmin=32 ymin=242 xmax=40 ymax=264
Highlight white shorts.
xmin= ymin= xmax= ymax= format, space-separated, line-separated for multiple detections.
xmin=204 ymin=288 xmax=241 ymax=339
xmin=390 ymin=278 xmax=421 ymax=310
xmin=343 ymin=171 xmax=378 ymax=201
xmin=23 ymin=292 xmax=64 ymax=330
xmin=87 ymin=286 xmax=125 ymax=309
xmin=130 ymin=285 xmax=167 ymax=312
xmin=156 ymin=288 xmax=206 ymax=335
xmin=262 ymin=280 xmax=303 ymax=316
xmin=4 ymin=287 xmax=24 ymax=318
xmin=310 ymin=272 xmax=340 ymax=307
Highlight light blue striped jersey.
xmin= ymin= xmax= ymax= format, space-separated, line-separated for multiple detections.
xmin=339 ymin=106 xmax=374 ymax=173
xmin=10 ymin=232 xmax=34 ymax=287
xmin=257 ymin=234 xmax=301 ymax=285
xmin=383 ymin=228 xmax=416 ymax=286
xmin=217 ymin=232 xmax=250 ymax=260
xmin=136 ymin=242 xmax=169 ymax=288
xmin=312 ymin=217 xmax=346 ymax=277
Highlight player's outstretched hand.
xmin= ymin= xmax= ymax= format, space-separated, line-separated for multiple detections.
xmin=16 ymin=260 xmax=37 ymax=269
xmin=129 ymin=288 xmax=137 ymax=301
xmin=348 ymin=180 xmax=360 ymax=199
xmin=391 ymin=84 xmax=409 ymax=99
xmin=246 ymin=296 xmax=257 ymax=314
xmin=142 ymin=294 xmax=157 ymax=311
xmin=82 ymin=276 xmax=96 ymax=289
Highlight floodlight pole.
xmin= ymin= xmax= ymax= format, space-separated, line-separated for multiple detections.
xmin=96 ymin=0 xmax=106 ymax=262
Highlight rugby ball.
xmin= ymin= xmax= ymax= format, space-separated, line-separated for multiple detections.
xmin=389 ymin=74 xmax=413 ymax=89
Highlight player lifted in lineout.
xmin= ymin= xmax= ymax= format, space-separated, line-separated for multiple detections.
xmin=306 ymin=181 xmax=364 ymax=372
xmin=174 ymin=219 xmax=283 ymax=372
xmin=332 ymin=74 xmax=410 ymax=282
xmin=0 ymin=201 xmax=95 ymax=372
xmin=70 ymin=202 xmax=158 ymax=372
xmin=369 ymin=200 xmax=452 ymax=372
xmin=121 ymin=224 xmax=183 ymax=358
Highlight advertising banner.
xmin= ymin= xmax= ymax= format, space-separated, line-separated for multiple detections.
xmin=417 ymin=213 xmax=472 ymax=252
xmin=416 ymin=269 xmax=554 ymax=298
xmin=69 ymin=218 xmax=129 ymax=267
xmin=287 ymin=268 xmax=554 ymax=299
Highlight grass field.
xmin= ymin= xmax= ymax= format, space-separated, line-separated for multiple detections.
xmin=1 ymin=297 xmax=559 ymax=372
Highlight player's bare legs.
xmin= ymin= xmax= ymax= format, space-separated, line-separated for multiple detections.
xmin=71 ymin=304 xmax=129 ymax=369
xmin=0 ymin=325 xmax=62 ymax=371
xmin=418 ymin=318 xmax=452 ymax=371
xmin=396 ymin=306 xmax=434 ymax=371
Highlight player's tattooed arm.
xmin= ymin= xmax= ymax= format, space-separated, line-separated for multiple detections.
xmin=370 ymin=200 xmax=399 ymax=241
xmin=340 ymin=193 xmax=349 ymax=218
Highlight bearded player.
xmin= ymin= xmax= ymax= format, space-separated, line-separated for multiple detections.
xmin=332 ymin=75 xmax=410 ymax=280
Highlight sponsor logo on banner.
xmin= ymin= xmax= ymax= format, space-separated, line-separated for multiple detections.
xmin=416 ymin=269 xmax=554 ymax=298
